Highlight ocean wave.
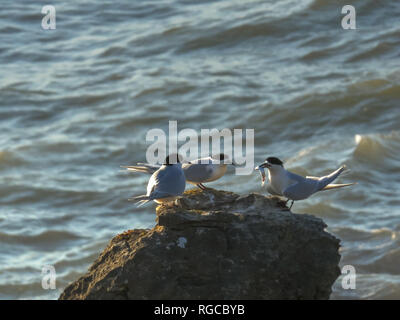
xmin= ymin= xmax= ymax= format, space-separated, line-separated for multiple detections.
xmin=297 ymin=202 xmax=347 ymax=219
xmin=177 ymin=22 xmax=279 ymax=53
xmin=353 ymin=131 xmax=400 ymax=165
xmin=0 ymin=230 xmax=85 ymax=246
xmin=333 ymin=227 xmax=395 ymax=243
xmin=332 ymin=273 xmax=400 ymax=299
xmin=300 ymin=42 xmax=350 ymax=62
xmin=347 ymin=41 xmax=398 ymax=63
xmin=348 ymin=78 xmax=391 ymax=92
xmin=364 ymin=247 xmax=400 ymax=275
xmin=0 ymin=151 xmax=27 ymax=169
xmin=378 ymin=84 xmax=400 ymax=99
xmin=0 ymin=184 xmax=105 ymax=207
xmin=0 ymin=0 xmax=399 ymax=300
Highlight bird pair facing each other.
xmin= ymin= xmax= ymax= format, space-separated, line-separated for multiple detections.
xmin=124 ymin=154 xmax=356 ymax=208
xmin=123 ymin=153 xmax=232 ymax=206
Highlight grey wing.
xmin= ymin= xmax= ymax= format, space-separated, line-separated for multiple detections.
xmin=283 ymin=167 xmax=346 ymax=200
xmin=182 ymin=163 xmax=213 ymax=183
xmin=145 ymin=180 xmax=178 ymax=200
xmin=286 ymin=171 xmax=308 ymax=183
xmin=282 ymin=171 xmax=319 ymax=200
xmin=314 ymin=166 xmax=346 ymax=191
xmin=150 ymin=166 xmax=186 ymax=197
xmin=282 ymin=179 xmax=319 ymax=200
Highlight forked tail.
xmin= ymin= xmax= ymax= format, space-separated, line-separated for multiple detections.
xmin=128 ymin=195 xmax=151 ymax=207
xmin=317 ymin=165 xmax=349 ymax=190
xmin=121 ymin=163 xmax=159 ymax=175
xmin=321 ymin=182 xmax=357 ymax=191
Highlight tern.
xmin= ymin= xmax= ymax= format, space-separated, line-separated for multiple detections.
xmin=122 ymin=153 xmax=233 ymax=190
xmin=255 ymin=157 xmax=356 ymax=209
xmin=129 ymin=154 xmax=186 ymax=206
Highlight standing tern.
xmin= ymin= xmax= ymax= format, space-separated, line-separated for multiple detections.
xmin=129 ymin=154 xmax=186 ymax=206
xmin=255 ymin=157 xmax=356 ymax=209
xmin=122 ymin=153 xmax=233 ymax=190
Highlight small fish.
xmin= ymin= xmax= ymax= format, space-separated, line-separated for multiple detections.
xmin=255 ymin=165 xmax=266 ymax=186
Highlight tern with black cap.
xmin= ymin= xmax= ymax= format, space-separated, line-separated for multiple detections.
xmin=255 ymin=157 xmax=356 ymax=209
xmin=129 ymin=153 xmax=186 ymax=206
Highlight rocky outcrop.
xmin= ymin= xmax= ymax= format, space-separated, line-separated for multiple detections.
xmin=59 ymin=189 xmax=341 ymax=300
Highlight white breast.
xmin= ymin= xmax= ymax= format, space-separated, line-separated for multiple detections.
xmin=268 ymin=169 xmax=291 ymax=195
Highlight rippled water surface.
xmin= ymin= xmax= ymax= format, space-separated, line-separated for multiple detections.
xmin=1 ymin=0 xmax=399 ymax=299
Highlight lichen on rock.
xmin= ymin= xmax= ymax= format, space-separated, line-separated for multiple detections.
xmin=59 ymin=188 xmax=341 ymax=300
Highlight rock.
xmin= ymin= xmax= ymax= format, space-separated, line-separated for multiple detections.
xmin=59 ymin=188 xmax=341 ymax=300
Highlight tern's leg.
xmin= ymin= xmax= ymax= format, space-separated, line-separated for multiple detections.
xmin=288 ymin=200 xmax=294 ymax=210
xmin=196 ymin=184 xmax=205 ymax=190
xmin=199 ymin=183 xmax=208 ymax=189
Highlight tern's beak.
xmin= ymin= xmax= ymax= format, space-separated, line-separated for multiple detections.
xmin=256 ymin=162 xmax=270 ymax=169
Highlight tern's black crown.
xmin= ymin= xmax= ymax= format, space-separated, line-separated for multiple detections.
xmin=266 ymin=157 xmax=284 ymax=166
xmin=212 ymin=153 xmax=228 ymax=161
xmin=164 ymin=154 xmax=181 ymax=165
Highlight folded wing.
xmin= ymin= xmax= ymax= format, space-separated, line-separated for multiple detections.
xmin=321 ymin=182 xmax=357 ymax=191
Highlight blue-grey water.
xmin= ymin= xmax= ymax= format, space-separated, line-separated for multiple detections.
xmin=0 ymin=0 xmax=399 ymax=299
